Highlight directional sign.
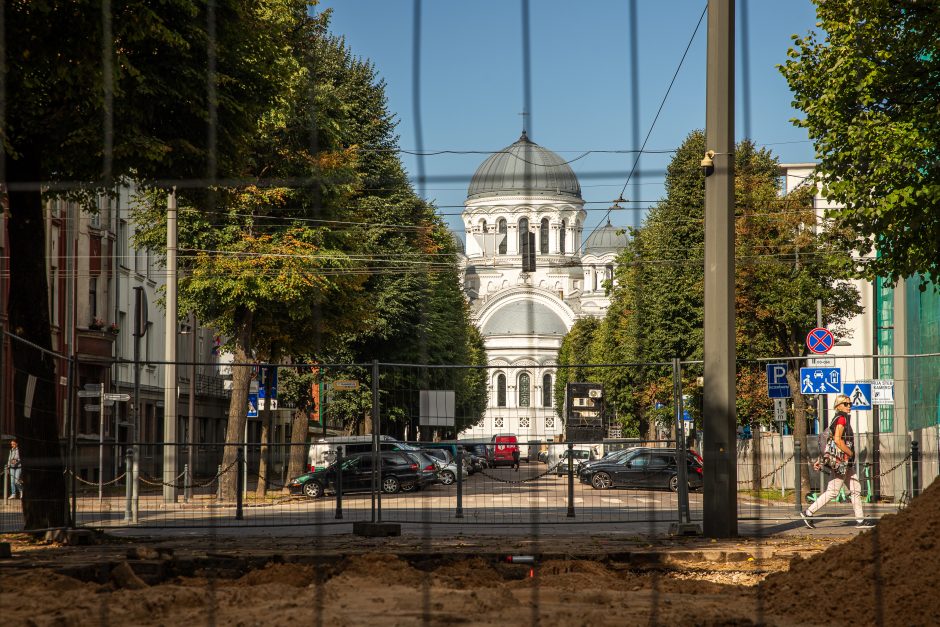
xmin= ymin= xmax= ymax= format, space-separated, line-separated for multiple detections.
xmin=800 ymin=367 xmax=841 ymax=394
xmin=104 ymin=393 xmax=130 ymax=402
xmin=247 ymin=393 xmax=258 ymax=418
xmin=766 ymin=363 xmax=790 ymax=398
xmin=872 ymin=380 xmax=894 ymax=405
xmin=77 ymin=390 xmax=100 ymax=398
xmin=333 ymin=380 xmax=360 ymax=391
xmin=806 ymin=327 xmax=835 ymax=354
xmin=842 ymin=382 xmax=872 ymax=411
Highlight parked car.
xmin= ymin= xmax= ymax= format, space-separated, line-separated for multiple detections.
xmin=579 ymin=447 xmax=703 ymax=492
xmin=288 ymin=450 xmax=427 ymax=498
xmin=420 ymin=448 xmax=462 ymax=485
xmin=401 ymin=450 xmax=442 ymax=489
xmin=459 ymin=441 xmax=494 ymax=467
xmin=553 ymin=447 xmax=593 ymax=475
xmin=422 ymin=442 xmax=474 ymax=476
xmin=306 ymin=435 xmax=413 ymax=472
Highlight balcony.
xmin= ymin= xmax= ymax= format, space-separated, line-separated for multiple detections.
xmin=76 ymin=329 xmax=116 ymax=363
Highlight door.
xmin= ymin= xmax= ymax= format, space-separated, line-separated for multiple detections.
xmin=612 ymin=451 xmax=649 ymax=487
xmin=645 ymin=452 xmax=674 ymax=489
xmin=343 ymin=454 xmax=373 ymax=492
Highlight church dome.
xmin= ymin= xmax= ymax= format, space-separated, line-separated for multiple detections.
xmin=583 ymin=220 xmax=628 ymax=255
xmin=468 ymin=131 xmax=581 ymax=201
xmin=481 ymin=301 xmax=568 ymax=336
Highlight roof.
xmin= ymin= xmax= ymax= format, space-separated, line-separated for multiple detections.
xmin=583 ymin=220 xmax=628 ymax=255
xmin=467 ymin=131 xmax=582 ymax=201
xmin=481 ymin=301 xmax=568 ymax=336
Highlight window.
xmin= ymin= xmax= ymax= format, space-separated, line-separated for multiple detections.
xmin=117 ymin=219 xmax=128 ymax=269
xmin=592 ymin=266 xmax=598 ymax=291
xmin=494 ymin=417 xmax=504 ymax=429
xmin=89 ymin=277 xmax=98 ymax=320
xmin=496 ymin=374 xmax=507 ymax=407
xmin=518 ymin=218 xmax=529 ymax=252
xmin=540 ymin=218 xmax=549 ymax=254
xmin=559 ymin=220 xmax=567 ymax=254
xmin=542 ymin=374 xmax=552 ymax=407
xmin=497 ymin=219 xmax=507 ymax=254
xmin=518 ymin=373 xmax=530 ymax=407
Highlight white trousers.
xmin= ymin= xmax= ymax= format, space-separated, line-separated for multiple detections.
xmin=807 ymin=466 xmax=864 ymax=520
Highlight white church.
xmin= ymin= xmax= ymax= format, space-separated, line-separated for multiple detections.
xmin=455 ymin=131 xmax=628 ymax=441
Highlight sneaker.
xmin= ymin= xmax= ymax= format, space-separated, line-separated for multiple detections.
xmin=800 ymin=510 xmax=816 ymax=529
xmin=856 ymin=519 xmax=874 ymax=529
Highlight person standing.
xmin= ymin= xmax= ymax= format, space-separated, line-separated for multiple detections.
xmin=511 ymin=446 xmax=521 ymax=472
xmin=800 ymin=395 xmax=873 ymax=529
xmin=7 ymin=440 xmax=22 ymax=499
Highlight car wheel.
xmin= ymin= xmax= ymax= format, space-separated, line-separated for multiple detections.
xmin=401 ymin=482 xmax=416 ymax=492
xmin=591 ymin=472 xmax=612 ymax=490
xmin=440 ymin=470 xmax=455 ymax=485
xmin=302 ymin=481 xmax=322 ymax=499
xmin=669 ymin=475 xmax=679 ymax=493
xmin=382 ymin=476 xmax=401 ymax=494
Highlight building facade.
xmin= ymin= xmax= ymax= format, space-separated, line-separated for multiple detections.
xmin=456 ymin=132 xmax=626 ymax=441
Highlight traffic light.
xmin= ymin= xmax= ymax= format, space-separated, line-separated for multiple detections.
xmin=522 ymin=231 xmax=536 ymax=272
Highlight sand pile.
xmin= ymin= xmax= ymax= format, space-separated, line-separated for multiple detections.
xmin=760 ymin=476 xmax=940 ymax=626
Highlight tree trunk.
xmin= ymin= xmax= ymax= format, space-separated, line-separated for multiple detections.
xmin=287 ymin=407 xmax=308 ymax=480
xmin=786 ymin=366 xmax=813 ymax=492
xmin=750 ymin=420 xmax=762 ymax=491
xmin=219 ymin=316 xmax=252 ymax=501
xmin=7 ymin=159 xmax=71 ymax=530
xmin=255 ymin=370 xmax=273 ymax=498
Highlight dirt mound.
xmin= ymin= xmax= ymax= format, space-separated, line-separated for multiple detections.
xmin=760 ymin=475 xmax=940 ymax=626
xmin=235 ymin=562 xmax=318 ymax=587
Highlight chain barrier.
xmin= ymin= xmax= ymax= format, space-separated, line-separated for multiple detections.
xmin=66 ymin=470 xmax=127 ymax=487
xmin=136 ymin=459 xmax=240 ymax=490
xmin=737 ymin=454 xmax=794 ymax=485
xmin=875 ymin=452 xmax=912 ymax=479
xmin=476 ymin=460 xmax=567 ymax=484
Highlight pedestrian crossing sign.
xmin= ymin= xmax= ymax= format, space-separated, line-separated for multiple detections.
xmin=842 ymin=382 xmax=872 ymax=411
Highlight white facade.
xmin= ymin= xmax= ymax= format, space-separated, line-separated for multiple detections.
xmin=457 ymin=133 xmax=626 ymax=440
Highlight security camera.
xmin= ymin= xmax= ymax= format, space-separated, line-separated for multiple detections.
xmin=700 ymin=150 xmax=716 ymax=169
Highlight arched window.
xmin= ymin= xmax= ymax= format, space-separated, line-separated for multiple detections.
xmin=498 ymin=219 xmax=507 ymax=255
xmin=542 ymin=374 xmax=552 ymax=407
xmin=559 ymin=220 xmax=567 ymax=254
xmin=540 ymin=218 xmax=549 ymax=254
xmin=496 ymin=374 xmax=507 ymax=407
xmin=518 ymin=373 xmax=530 ymax=407
xmin=518 ymin=217 xmax=529 ymax=252
xmin=480 ymin=219 xmax=487 ymax=233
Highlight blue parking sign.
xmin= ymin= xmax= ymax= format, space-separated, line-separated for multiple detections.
xmin=766 ymin=363 xmax=790 ymax=398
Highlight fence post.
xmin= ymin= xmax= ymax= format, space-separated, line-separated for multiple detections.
xmin=216 ymin=465 xmax=222 ymax=501
xmin=235 ymin=448 xmax=244 ymax=521
xmin=372 ymin=359 xmax=381 ymax=524
xmin=124 ymin=448 xmax=134 ymax=521
xmin=2 ymin=465 xmax=7 ymax=501
xmin=456 ymin=447 xmax=464 ymax=519
xmin=566 ymin=442 xmax=575 ymax=518
xmin=673 ymin=357 xmax=691 ymax=524
xmin=335 ymin=448 xmax=343 ymax=520
xmin=794 ymin=440 xmax=802 ymax=512
xmin=183 ymin=464 xmax=190 ymax=503
xmin=911 ymin=440 xmax=920 ymax=498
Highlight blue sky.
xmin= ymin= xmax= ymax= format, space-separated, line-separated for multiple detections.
xmin=317 ymin=0 xmax=821 ymax=237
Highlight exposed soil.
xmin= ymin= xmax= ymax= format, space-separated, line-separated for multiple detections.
xmin=1 ymin=477 xmax=937 ymax=626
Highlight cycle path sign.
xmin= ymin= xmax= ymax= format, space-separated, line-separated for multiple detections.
xmin=800 ymin=367 xmax=841 ymax=394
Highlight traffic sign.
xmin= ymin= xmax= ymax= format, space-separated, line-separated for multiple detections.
xmin=842 ymin=382 xmax=872 ymax=411
xmin=247 ymin=393 xmax=258 ymax=418
xmin=77 ymin=390 xmax=100 ymax=398
xmin=773 ymin=398 xmax=787 ymax=423
xmin=84 ymin=403 xmax=114 ymax=412
xmin=104 ymin=393 xmax=130 ymax=401
xmin=766 ymin=363 xmax=790 ymax=398
xmin=806 ymin=328 xmax=834 ymax=354
xmin=810 ymin=356 xmax=836 ymax=367
xmin=872 ymin=380 xmax=894 ymax=405
xmin=333 ymin=380 xmax=360 ymax=391
xmin=800 ymin=367 xmax=841 ymax=394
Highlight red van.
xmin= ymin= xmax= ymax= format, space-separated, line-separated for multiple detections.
xmin=491 ymin=434 xmax=520 ymax=466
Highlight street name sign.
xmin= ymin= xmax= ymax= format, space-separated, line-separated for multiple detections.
xmin=333 ymin=380 xmax=360 ymax=391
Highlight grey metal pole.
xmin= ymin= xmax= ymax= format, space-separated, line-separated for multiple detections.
xmin=335 ymin=448 xmax=343 ymax=520
xmin=794 ymin=440 xmax=802 ymax=512
xmin=702 ymin=0 xmax=737 ymax=538
xmin=163 ymin=188 xmax=178 ymax=503
xmin=98 ymin=383 xmax=105 ymax=503
xmin=131 ymin=286 xmax=145 ymax=523
xmin=911 ymin=440 xmax=920 ymax=497
xmin=673 ymin=358 xmax=690 ymax=524
xmin=456 ymin=447 xmax=464 ymax=518
xmin=187 ymin=312 xmax=196 ymax=503
xmin=566 ymin=442 xmax=575 ymax=518
xmin=235 ymin=447 xmax=244 ymax=520
xmin=372 ymin=359 xmax=381 ymax=523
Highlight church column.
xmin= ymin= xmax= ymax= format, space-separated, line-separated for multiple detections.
xmin=550 ymin=222 xmax=560 ymax=254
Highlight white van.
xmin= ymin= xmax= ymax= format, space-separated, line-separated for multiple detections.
xmin=306 ymin=435 xmax=414 ymax=472
xmin=546 ymin=443 xmax=603 ymax=473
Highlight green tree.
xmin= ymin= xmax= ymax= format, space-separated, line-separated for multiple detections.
xmin=779 ymin=0 xmax=940 ymax=286
xmin=3 ymin=0 xmax=275 ymax=529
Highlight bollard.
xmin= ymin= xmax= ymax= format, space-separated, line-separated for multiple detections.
xmin=335 ymin=449 xmax=343 ymax=520
xmin=911 ymin=440 xmax=920 ymax=498
xmin=456 ymin=448 xmax=464 ymax=519
xmin=3 ymin=465 xmax=8 ymax=501
xmin=235 ymin=448 xmax=244 ymax=521
xmin=794 ymin=440 xmax=802 ymax=512
xmin=183 ymin=463 xmax=190 ymax=503
xmin=566 ymin=443 xmax=575 ymax=518
xmin=216 ymin=465 xmax=222 ymax=500
xmin=124 ymin=448 xmax=134 ymax=521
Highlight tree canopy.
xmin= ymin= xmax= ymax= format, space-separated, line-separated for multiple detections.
xmin=780 ymin=0 xmax=940 ymax=287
